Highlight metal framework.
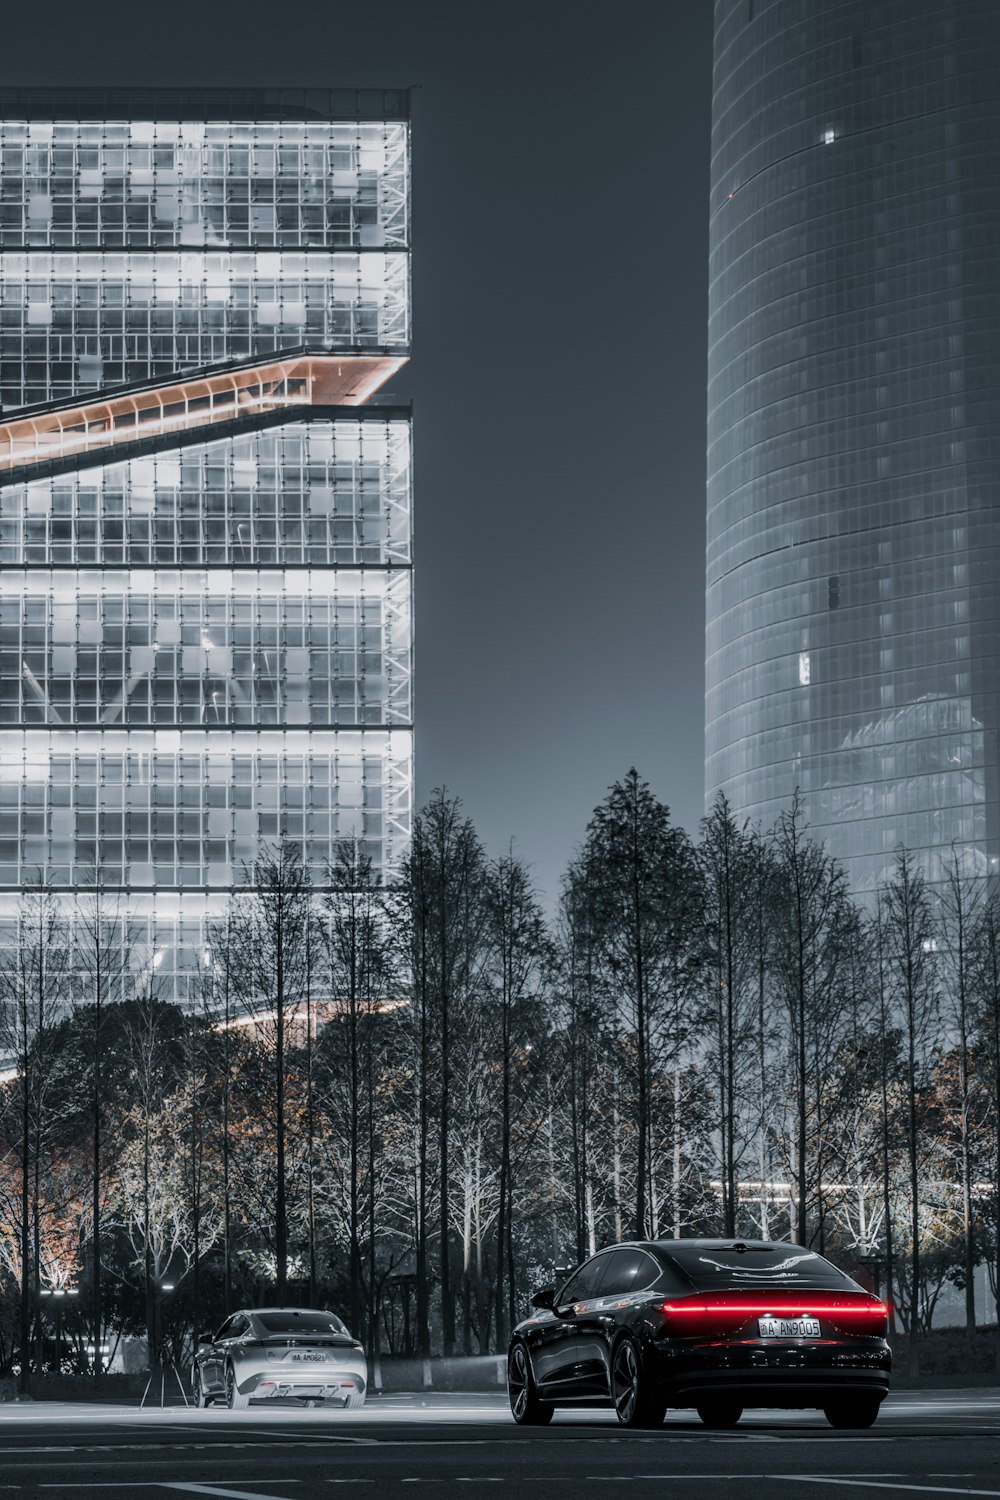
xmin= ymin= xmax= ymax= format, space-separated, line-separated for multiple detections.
xmin=0 ymin=91 xmax=413 ymax=1000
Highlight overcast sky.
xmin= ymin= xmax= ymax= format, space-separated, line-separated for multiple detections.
xmin=6 ymin=0 xmax=715 ymax=910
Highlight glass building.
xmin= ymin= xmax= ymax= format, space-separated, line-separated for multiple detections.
xmin=706 ymin=2 xmax=1000 ymax=891
xmin=0 ymin=88 xmax=412 ymax=996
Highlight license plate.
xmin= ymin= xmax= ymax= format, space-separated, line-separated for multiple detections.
xmin=758 ymin=1316 xmax=821 ymax=1338
xmin=290 ymin=1352 xmax=325 ymax=1362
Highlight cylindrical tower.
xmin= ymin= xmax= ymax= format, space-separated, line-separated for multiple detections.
xmin=706 ymin=0 xmax=1000 ymax=890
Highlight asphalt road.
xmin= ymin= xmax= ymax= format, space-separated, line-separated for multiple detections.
xmin=0 ymin=1389 xmax=998 ymax=1499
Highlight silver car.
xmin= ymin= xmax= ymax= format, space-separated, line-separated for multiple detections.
xmin=192 ymin=1307 xmax=367 ymax=1410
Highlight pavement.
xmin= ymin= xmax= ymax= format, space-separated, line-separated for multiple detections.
xmin=0 ymin=1389 xmax=998 ymax=1498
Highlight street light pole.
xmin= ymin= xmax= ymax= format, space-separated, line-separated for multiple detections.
xmin=140 ymin=1281 xmax=188 ymax=1409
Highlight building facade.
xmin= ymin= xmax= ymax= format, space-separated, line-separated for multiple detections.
xmin=706 ymin=1 xmax=1000 ymax=891
xmin=0 ymin=89 xmax=412 ymax=996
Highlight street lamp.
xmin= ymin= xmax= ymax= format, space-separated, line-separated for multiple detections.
xmin=39 ymin=1287 xmax=79 ymax=1371
xmin=857 ymin=1243 xmax=884 ymax=1300
xmin=140 ymin=1280 xmax=188 ymax=1409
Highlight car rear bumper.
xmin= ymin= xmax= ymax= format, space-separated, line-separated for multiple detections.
xmin=650 ymin=1341 xmax=891 ymax=1407
xmin=669 ymin=1368 xmax=890 ymax=1406
xmin=243 ymin=1370 xmax=367 ymax=1400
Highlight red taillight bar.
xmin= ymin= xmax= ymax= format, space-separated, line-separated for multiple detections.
xmin=660 ymin=1298 xmax=887 ymax=1315
xmin=658 ymin=1292 xmax=889 ymax=1337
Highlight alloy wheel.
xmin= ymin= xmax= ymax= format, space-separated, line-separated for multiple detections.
xmin=508 ymin=1344 xmax=529 ymax=1420
xmin=612 ymin=1340 xmax=639 ymax=1424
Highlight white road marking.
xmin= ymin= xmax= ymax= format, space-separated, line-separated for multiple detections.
xmin=781 ymin=1480 xmax=1000 ymax=1496
xmin=38 ymin=1486 xmax=302 ymax=1495
xmin=160 ymin=1487 xmax=303 ymax=1500
xmin=9 ymin=1438 xmax=377 ymax=1454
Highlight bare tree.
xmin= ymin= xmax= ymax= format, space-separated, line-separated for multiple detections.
xmin=770 ymin=794 xmax=856 ymax=1248
xmin=483 ymin=850 xmax=550 ymax=1347
xmin=402 ymin=790 xmax=486 ymax=1359
xmin=73 ymin=876 xmax=140 ymax=1383
xmin=120 ymin=992 xmax=174 ymax=1363
xmin=579 ymin=769 xmax=704 ymax=1238
xmin=879 ymin=847 xmax=939 ymax=1375
xmin=206 ymin=911 xmax=240 ymax=1316
xmin=699 ymin=796 xmax=770 ymax=1234
xmin=971 ymin=876 xmax=1000 ymax=1370
xmin=556 ymin=859 xmax=602 ymax=1263
xmin=321 ymin=837 xmax=402 ymax=1346
xmin=0 ymin=882 xmax=68 ymax=1391
xmin=937 ymin=851 xmax=986 ymax=1331
xmin=227 ymin=842 xmax=312 ymax=1301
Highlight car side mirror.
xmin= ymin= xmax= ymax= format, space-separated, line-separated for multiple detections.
xmin=197 ymin=1331 xmax=214 ymax=1346
xmin=530 ymin=1286 xmax=556 ymax=1310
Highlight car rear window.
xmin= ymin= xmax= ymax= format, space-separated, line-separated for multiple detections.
xmin=256 ymin=1312 xmax=349 ymax=1334
xmin=664 ymin=1245 xmax=857 ymax=1289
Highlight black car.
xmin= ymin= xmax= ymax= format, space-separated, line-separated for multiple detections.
xmin=507 ymin=1238 xmax=890 ymax=1429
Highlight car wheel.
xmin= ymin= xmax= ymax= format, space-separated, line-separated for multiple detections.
xmin=611 ymin=1336 xmax=666 ymax=1429
xmin=225 ymin=1362 xmax=249 ymax=1411
xmin=823 ymin=1398 xmax=881 ymax=1429
xmin=696 ymin=1400 xmax=743 ymax=1429
xmin=507 ymin=1342 xmax=554 ymax=1426
xmin=343 ymin=1389 xmax=365 ymax=1411
xmin=192 ymin=1364 xmax=211 ymax=1409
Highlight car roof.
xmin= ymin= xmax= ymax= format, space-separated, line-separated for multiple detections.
xmin=243 ymin=1307 xmax=343 ymax=1318
xmin=649 ymin=1239 xmax=809 ymax=1253
xmin=566 ymin=1238 xmax=814 ymax=1271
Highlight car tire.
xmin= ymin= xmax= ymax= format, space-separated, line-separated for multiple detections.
xmin=225 ymin=1362 xmax=249 ymax=1411
xmin=696 ymin=1400 xmax=743 ymax=1429
xmin=192 ymin=1364 xmax=211 ymax=1409
xmin=610 ymin=1335 xmax=666 ymax=1429
xmin=823 ymin=1398 xmax=881 ymax=1429
xmin=507 ymin=1341 xmax=554 ymax=1426
xmin=343 ymin=1389 xmax=366 ymax=1411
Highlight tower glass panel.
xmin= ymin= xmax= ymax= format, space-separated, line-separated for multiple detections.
xmin=706 ymin=1 xmax=1000 ymax=890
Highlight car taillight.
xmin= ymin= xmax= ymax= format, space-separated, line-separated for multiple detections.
xmin=659 ymin=1296 xmax=753 ymax=1336
xmin=659 ymin=1292 xmax=888 ymax=1338
xmin=820 ymin=1299 xmax=890 ymax=1336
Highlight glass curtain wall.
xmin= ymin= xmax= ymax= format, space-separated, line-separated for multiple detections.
xmin=706 ymin=2 xmax=1000 ymax=892
xmin=0 ymin=89 xmax=412 ymax=997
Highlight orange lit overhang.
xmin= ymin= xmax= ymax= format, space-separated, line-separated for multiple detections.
xmin=0 ymin=350 xmax=408 ymax=476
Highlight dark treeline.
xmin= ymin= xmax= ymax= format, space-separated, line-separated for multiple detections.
xmin=1 ymin=771 xmax=1000 ymax=1387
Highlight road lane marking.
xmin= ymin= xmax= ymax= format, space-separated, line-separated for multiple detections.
xmin=7 ymin=1438 xmax=378 ymax=1454
xmin=160 ymin=1488 xmax=303 ymax=1499
xmin=780 ymin=1481 xmax=1000 ymax=1496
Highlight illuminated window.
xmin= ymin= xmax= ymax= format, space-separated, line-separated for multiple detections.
xmin=0 ymin=91 xmax=413 ymax=1000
